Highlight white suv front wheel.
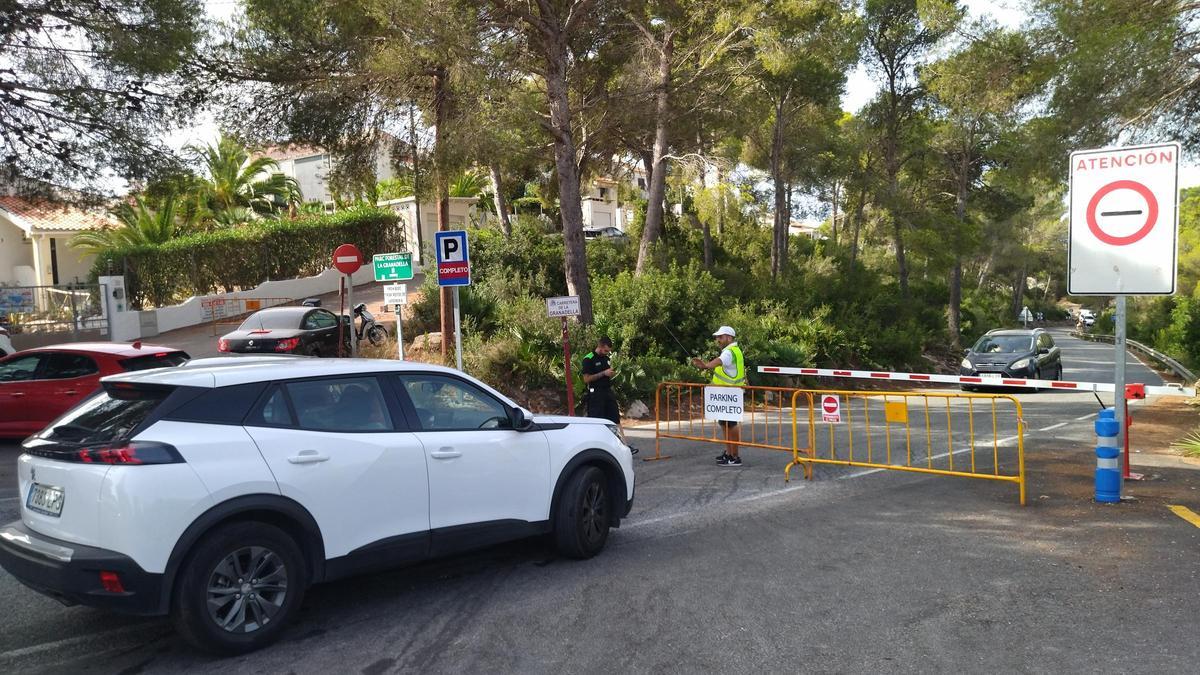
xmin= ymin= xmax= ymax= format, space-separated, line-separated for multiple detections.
xmin=171 ymin=522 xmax=308 ymax=654
xmin=553 ymin=466 xmax=611 ymax=559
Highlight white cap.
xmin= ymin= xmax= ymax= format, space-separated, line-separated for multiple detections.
xmin=712 ymin=325 xmax=736 ymax=337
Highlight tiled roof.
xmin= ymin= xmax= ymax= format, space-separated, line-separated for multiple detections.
xmin=258 ymin=144 xmax=327 ymax=162
xmin=0 ymin=196 xmax=113 ymax=233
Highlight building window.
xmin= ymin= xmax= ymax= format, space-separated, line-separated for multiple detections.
xmin=637 ymin=178 xmax=646 ymax=189
xmin=598 ymin=187 xmax=607 ymax=200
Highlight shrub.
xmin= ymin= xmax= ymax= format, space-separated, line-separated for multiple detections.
xmin=90 ymin=207 xmax=403 ymax=308
xmin=591 ymin=262 xmax=724 ymax=359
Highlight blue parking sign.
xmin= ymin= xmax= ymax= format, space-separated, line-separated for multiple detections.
xmin=435 ymin=231 xmax=471 ymax=287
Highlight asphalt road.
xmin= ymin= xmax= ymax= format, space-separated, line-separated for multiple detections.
xmin=0 ymin=329 xmax=1196 ymax=673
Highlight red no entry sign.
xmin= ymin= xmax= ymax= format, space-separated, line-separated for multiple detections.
xmin=333 ymin=243 xmax=364 ymax=275
xmin=821 ymin=394 xmax=841 ymax=423
xmin=1085 ymin=179 xmax=1159 ymax=246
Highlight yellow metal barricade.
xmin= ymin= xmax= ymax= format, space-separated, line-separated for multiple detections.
xmin=650 ymin=383 xmax=1027 ymax=504
xmin=650 ymin=382 xmax=812 ymax=476
xmin=787 ymin=389 xmax=1027 ymax=505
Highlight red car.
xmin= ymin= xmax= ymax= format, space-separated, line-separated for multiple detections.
xmin=0 ymin=342 xmax=189 ymax=439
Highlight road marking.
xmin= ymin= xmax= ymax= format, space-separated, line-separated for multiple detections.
xmin=1168 ymin=505 xmax=1200 ymax=529
xmin=1039 ymin=422 xmax=1069 ymax=432
xmin=1074 ymin=412 xmax=1099 ymax=421
xmin=0 ymin=624 xmax=161 ymax=660
xmin=840 ymin=434 xmax=1022 ymax=479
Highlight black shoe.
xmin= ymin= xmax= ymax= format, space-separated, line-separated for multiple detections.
xmin=716 ymin=453 xmax=729 ymax=463
xmin=718 ymin=455 xmax=742 ymax=467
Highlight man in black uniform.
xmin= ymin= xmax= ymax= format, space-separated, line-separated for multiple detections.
xmin=582 ymin=337 xmax=620 ymax=425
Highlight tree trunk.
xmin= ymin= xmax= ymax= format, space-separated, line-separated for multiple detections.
xmin=433 ymin=69 xmax=453 ymax=362
xmin=1011 ymin=263 xmax=1027 ymax=319
xmin=977 ymin=250 xmax=994 ymax=287
xmin=830 ymin=182 xmax=840 ymax=247
xmin=545 ymin=35 xmax=593 ymax=323
xmin=850 ymin=184 xmax=866 ymax=266
xmin=890 ymin=175 xmax=909 ymax=297
xmin=716 ymin=165 xmax=726 ymax=238
xmin=636 ymin=34 xmax=674 ymax=276
xmin=769 ymin=101 xmax=787 ymax=280
xmin=409 ymin=101 xmax=424 ymax=260
xmin=949 ymin=169 xmax=969 ymax=350
xmin=489 ymin=163 xmax=511 ymax=235
xmin=641 ymin=151 xmax=654 ymax=190
xmin=949 ymin=258 xmax=962 ymax=348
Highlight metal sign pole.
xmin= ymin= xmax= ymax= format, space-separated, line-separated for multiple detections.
xmin=562 ymin=316 xmax=574 ymax=416
xmin=453 ymin=286 xmax=463 ymax=371
xmin=1114 ymin=295 xmax=1127 ymax=492
xmin=338 ymin=275 xmax=346 ymax=357
xmin=348 ymin=274 xmax=357 ymax=358
xmin=397 ymin=305 xmax=405 ymax=361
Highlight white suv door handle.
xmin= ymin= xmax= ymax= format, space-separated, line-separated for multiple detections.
xmin=288 ymin=450 xmax=330 ymax=464
xmin=430 ymin=448 xmax=461 ymax=460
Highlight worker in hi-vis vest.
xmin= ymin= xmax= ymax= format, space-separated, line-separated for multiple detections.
xmin=692 ymin=325 xmax=746 ymax=467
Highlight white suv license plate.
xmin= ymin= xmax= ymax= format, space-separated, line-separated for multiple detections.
xmin=27 ymin=483 xmax=65 ymax=517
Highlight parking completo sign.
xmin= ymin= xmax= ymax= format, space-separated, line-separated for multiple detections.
xmin=704 ymin=386 xmax=744 ymax=422
xmin=434 ymin=231 xmax=471 ymax=287
xmin=1068 ymin=143 xmax=1180 ymax=295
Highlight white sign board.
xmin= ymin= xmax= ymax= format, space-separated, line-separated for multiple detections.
xmin=384 ymin=283 xmax=408 ymax=306
xmin=1069 ymin=143 xmax=1180 ymax=295
xmin=704 ymin=386 xmax=744 ymax=422
xmin=547 ymin=295 xmax=581 ymax=318
xmin=821 ymin=394 xmax=842 ymax=424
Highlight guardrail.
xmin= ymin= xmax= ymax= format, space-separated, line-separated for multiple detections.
xmin=1071 ymin=331 xmax=1197 ymax=383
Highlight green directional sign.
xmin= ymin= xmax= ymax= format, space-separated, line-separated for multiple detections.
xmin=373 ymin=252 xmax=414 ymax=282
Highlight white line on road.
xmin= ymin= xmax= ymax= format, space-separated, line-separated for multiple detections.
xmin=1074 ymin=412 xmax=1099 ymax=421
xmin=0 ymin=624 xmax=159 ymax=660
xmin=840 ymin=435 xmax=1022 ymax=480
xmin=1039 ymin=422 xmax=1069 ymax=432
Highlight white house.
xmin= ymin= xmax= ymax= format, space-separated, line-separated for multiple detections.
xmin=262 ymin=140 xmax=402 ymax=206
xmin=581 ymin=167 xmax=648 ymax=231
xmin=378 ymin=197 xmax=484 ymax=266
xmin=0 ymin=196 xmax=110 ymax=288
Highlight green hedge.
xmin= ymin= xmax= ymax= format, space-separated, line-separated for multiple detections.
xmin=90 ymin=207 xmax=403 ymax=308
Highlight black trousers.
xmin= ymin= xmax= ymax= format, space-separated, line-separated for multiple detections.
xmin=586 ymin=388 xmax=620 ymax=425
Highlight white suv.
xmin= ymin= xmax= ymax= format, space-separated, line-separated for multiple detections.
xmin=0 ymin=358 xmax=635 ymax=654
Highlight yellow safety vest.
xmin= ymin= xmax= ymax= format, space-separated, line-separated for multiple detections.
xmin=711 ymin=343 xmax=747 ymax=386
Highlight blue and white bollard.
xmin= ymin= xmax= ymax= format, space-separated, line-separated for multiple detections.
xmin=1095 ymin=409 xmax=1121 ymax=503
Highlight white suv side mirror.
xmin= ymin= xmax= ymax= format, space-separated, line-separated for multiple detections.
xmin=510 ymin=407 xmax=534 ymax=431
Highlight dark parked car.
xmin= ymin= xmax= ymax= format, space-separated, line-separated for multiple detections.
xmin=583 ymin=226 xmax=629 ymax=243
xmin=218 ymin=306 xmax=348 ymax=357
xmin=960 ymin=328 xmax=1063 ymax=389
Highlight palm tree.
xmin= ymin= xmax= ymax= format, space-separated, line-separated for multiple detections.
xmin=188 ymin=135 xmax=303 ymax=223
xmin=70 ymin=196 xmax=183 ymax=255
xmin=449 ymin=170 xmax=487 ymax=198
